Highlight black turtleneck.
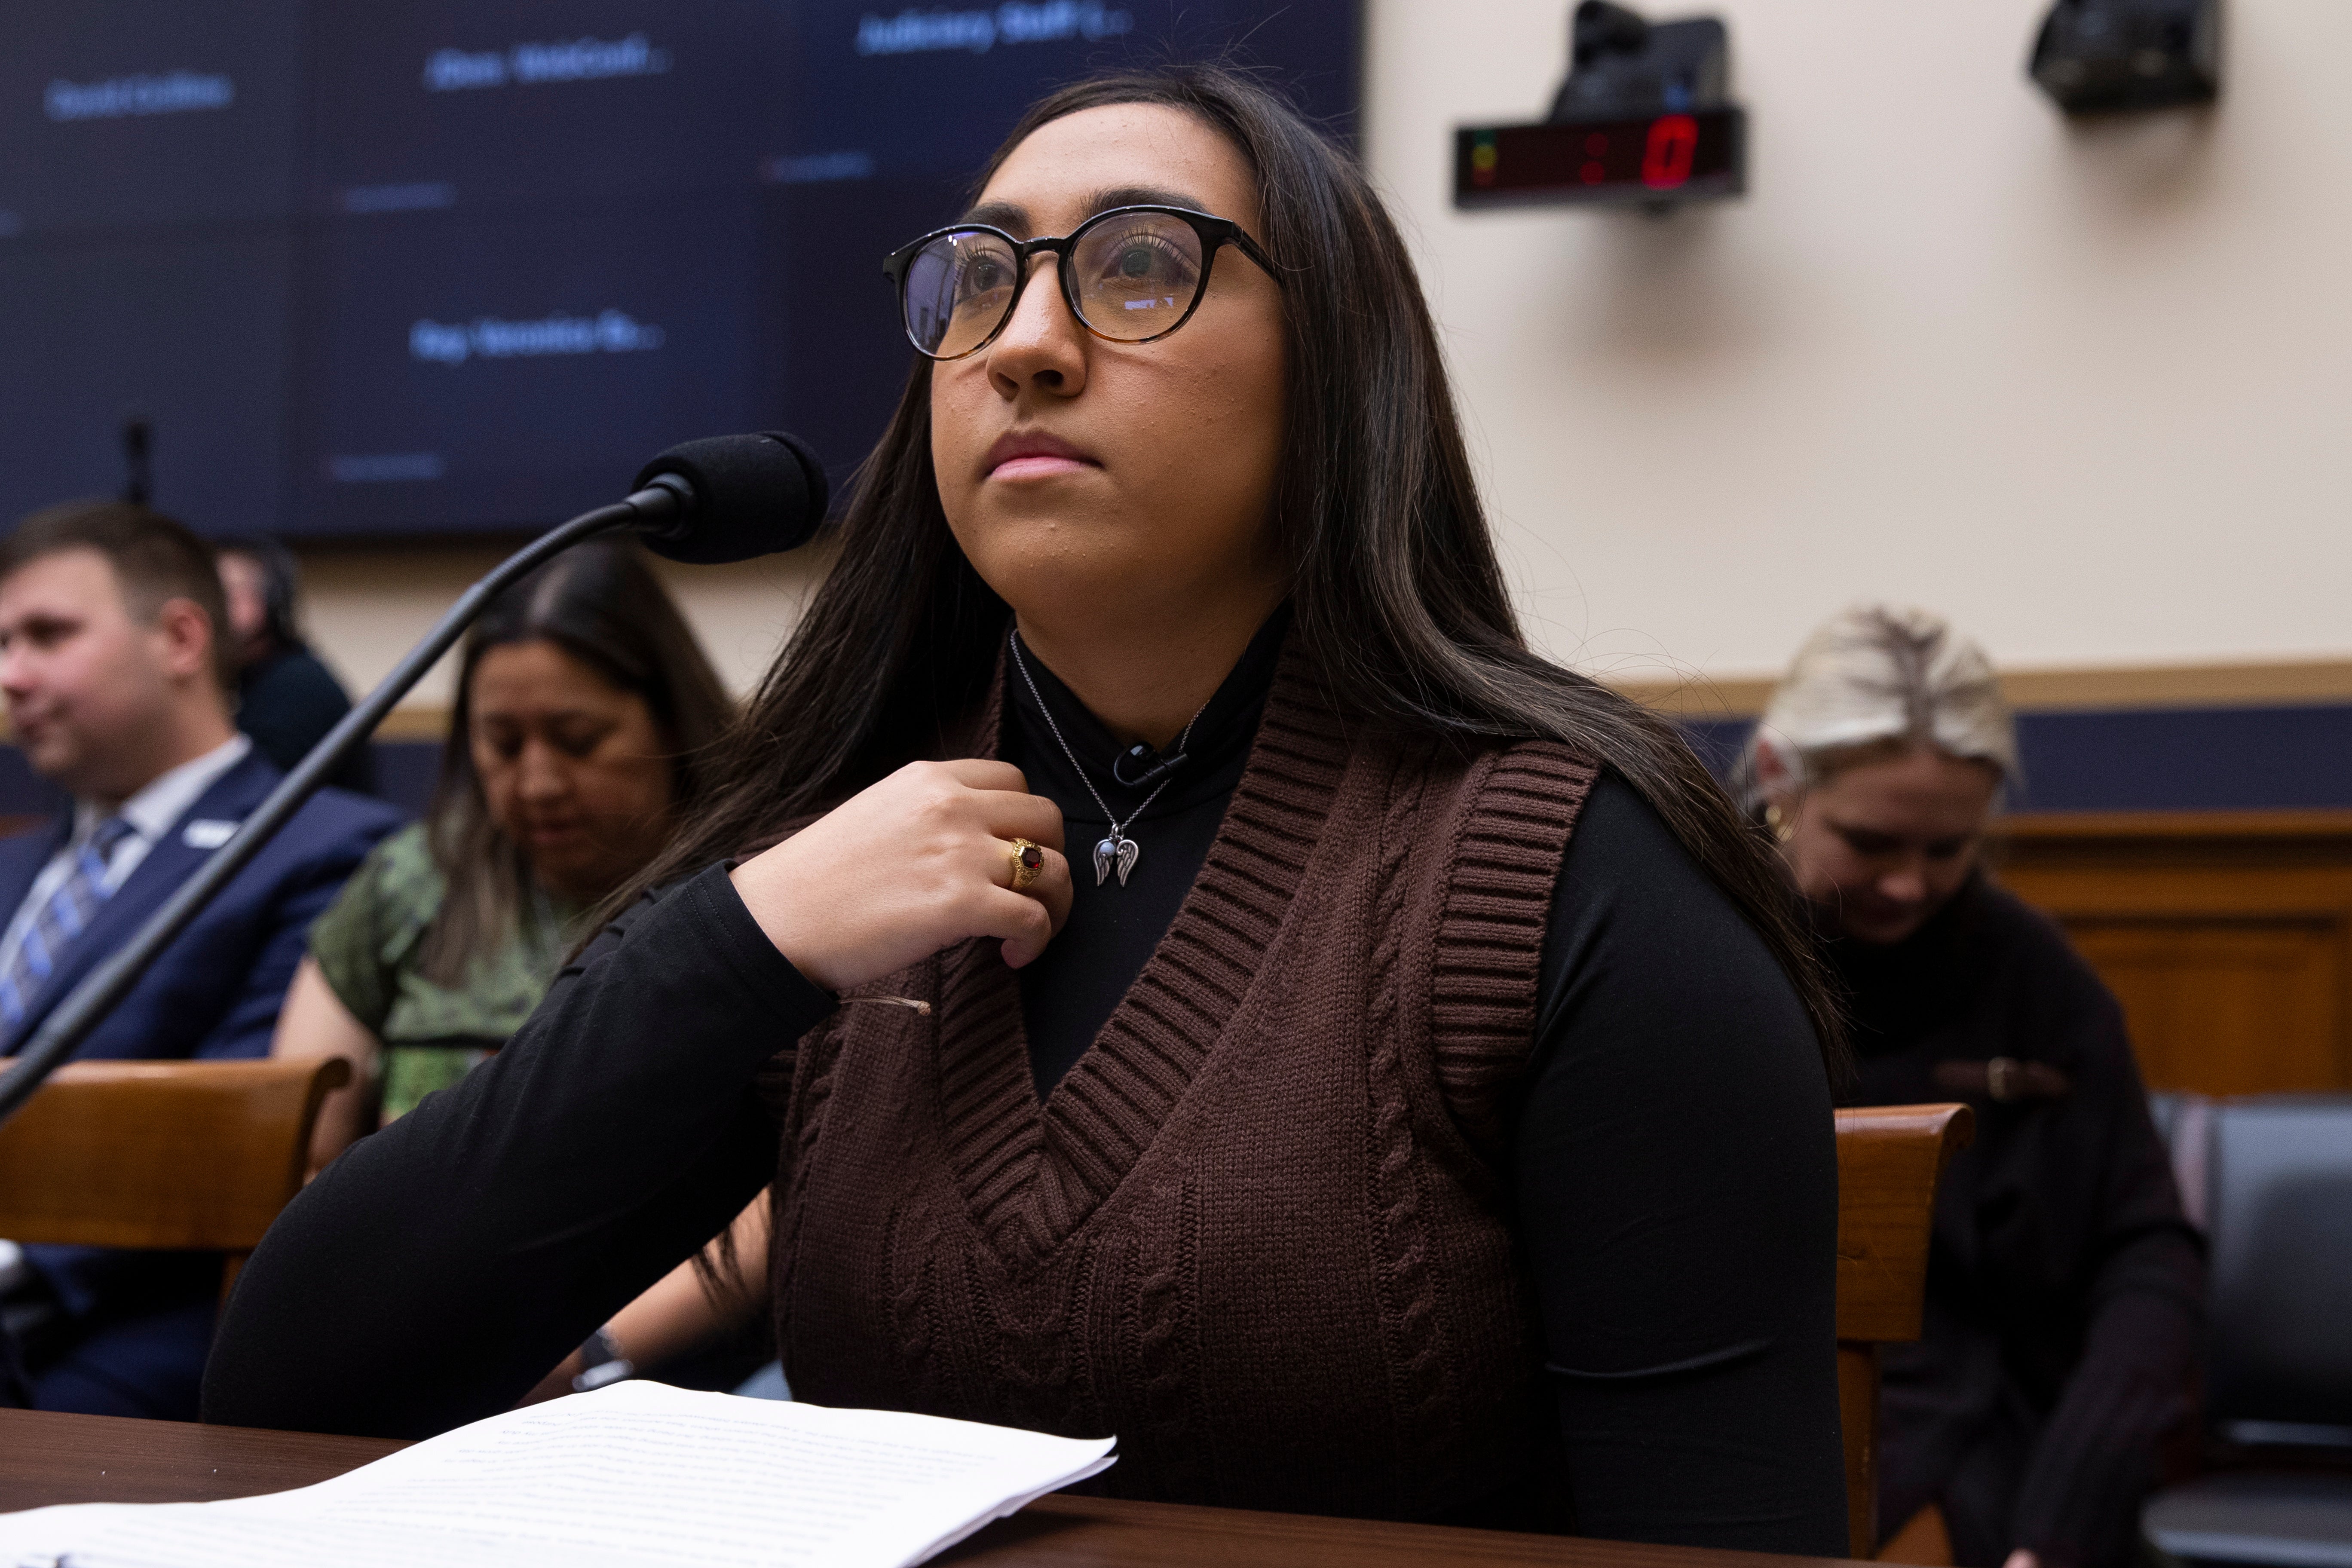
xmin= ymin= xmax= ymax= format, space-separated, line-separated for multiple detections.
xmin=208 ymin=612 xmax=1847 ymax=1557
xmin=1835 ymin=875 xmax=2205 ymax=1568
xmin=1003 ymin=610 xmax=1289 ymax=1098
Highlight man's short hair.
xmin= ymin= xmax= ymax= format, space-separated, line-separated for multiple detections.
xmin=0 ymin=499 xmax=236 ymax=694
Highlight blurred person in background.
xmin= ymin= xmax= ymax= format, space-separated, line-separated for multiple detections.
xmin=1743 ymin=605 xmax=2204 ymax=1568
xmin=215 ymin=535 xmax=374 ymax=795
xmin=271 ymin=541 xmax=732 ymax=1172
xmin=0 ymin=500 xmax=400 ymax=1419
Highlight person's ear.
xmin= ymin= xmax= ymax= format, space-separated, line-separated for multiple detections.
xmin=1752 ymin=732 xmax=1801 ymax=842
xmin=1758 ymin=730 xmax=1807 ymax=790
xmin=150 ymin=597 xmax=217 ymax=686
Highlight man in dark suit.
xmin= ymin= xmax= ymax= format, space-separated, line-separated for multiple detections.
xmin=0 ymin=500 xmax=401 ymax=1420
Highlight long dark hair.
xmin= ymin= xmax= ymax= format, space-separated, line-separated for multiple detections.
xmin=628 ymin=65 xmax=1845 ymax=1073
xmin=213 ymin=533 xmax=306 ymax=657
xmin=420 ymin=540 xmax=733 ymax=982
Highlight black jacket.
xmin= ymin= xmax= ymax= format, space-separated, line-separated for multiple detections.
xmin=239 ymin=645 xmax=375 ymax=795
xmin=1839 ymin=873 xmax=2205 ymax=1568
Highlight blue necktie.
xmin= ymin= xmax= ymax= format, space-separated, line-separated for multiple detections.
xmin=0 ymin=817 xmax=137 ymax=1029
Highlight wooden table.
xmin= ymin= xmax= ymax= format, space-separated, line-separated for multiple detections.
xmin=0 ymin=1407 xmax=1853 ymax=1568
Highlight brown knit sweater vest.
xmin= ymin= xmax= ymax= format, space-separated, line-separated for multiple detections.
xmin=763 ymin=642 xmax=1597 ymax=1521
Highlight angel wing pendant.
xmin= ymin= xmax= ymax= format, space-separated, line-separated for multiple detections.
xmin=1092 ymin=835 xmax=1141 ymax=887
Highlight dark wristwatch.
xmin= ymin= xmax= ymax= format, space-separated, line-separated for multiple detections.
xmin=571 ymin=1325 xmax=635 ymax=1393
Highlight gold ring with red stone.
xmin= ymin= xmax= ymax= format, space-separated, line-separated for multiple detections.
xmin=1007 ymin=837 xmax=1046 ymax=892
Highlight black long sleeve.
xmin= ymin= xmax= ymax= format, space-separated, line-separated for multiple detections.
xmin=203 ymin=865 xmax=834 ymax=1438
xmin=208 ymin=635 xmax=1845 ymax=1556
xmin=1521 ymin=776 xmax=1849 ymax=1556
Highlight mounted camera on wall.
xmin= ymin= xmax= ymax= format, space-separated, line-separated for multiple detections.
xmin=2029 ymin=0 xmax=2221 ymax=113
xmin=1454 ymin=0 xmax=1746 ymax=213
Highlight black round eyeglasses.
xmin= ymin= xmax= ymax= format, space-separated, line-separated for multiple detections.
xmin=882 ymin=204 xmax=1281 ymax=361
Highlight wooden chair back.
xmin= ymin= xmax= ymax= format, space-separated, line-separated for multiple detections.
xmin=1836 ymin=1102 xmax=1975 ymax=1560
xmin=0 ymin=1057 xmax=350 ymax=1302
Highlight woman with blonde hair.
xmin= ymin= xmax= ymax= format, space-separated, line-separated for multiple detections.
xmin=1748 ymin=605 xmax=2203 ymax=1568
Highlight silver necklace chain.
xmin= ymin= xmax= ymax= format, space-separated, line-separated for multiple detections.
xmin=1008 ymin=630 xmax=1202 ymax=888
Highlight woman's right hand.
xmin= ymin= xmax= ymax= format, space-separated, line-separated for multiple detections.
xmin=728 ymin=760 xmax=1072 ymax=992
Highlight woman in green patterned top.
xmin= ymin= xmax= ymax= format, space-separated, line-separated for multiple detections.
xmin=272 ymin=542 xmax=732 ymax=1170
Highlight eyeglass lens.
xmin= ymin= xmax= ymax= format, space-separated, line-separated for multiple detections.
xmin=901 ymin=211 xmax=1209 ymax=358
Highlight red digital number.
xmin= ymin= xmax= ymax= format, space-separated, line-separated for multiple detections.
xmin=1642 ymin=114 xmax=1698 ymax=189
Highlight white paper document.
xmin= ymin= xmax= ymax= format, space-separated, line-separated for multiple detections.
xmin=0 ymin=1381 xmax=1116 ymax=1568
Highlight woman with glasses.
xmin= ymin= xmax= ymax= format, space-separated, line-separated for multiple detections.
xmin=211 ymin=68 xmax=1847 ymax=1550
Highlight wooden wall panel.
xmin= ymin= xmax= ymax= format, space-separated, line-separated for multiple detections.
xmin=2061 ymin=923 xmax=2340 ymax=1094
xmin=1994 ymin=812 xmax=2352 ymax=1096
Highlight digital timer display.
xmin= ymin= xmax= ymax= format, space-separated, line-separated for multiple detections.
xmin=1454 ymin=108 xmax=1745 ymax=210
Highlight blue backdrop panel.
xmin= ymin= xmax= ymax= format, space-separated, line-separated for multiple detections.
xmin=0 ymin=2 xmax=1363 ymax=539
xmin=1681 ymin=705 xmax=2352 ymax=813
xmin=4 ymin=704 xmax=2346 ymax=830
xmin=0 ymin=0 xmax=304 ymax=233
xmin=2009 ymin=706 xmax=2352 ymax=812
xmin=293 ymin=196 xmax=761 ymax=535
xmin=0 ymin=233 xmax=295 ymax=535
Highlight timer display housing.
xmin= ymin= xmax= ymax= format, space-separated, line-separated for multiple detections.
xmin=1453 ymin=108 xmax=1745 ymax=210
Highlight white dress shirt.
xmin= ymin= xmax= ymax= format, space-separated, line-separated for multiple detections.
xmin=0 ymin=734 xmax=254 ymax=983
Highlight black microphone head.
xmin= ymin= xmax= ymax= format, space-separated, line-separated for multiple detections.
xmin=631 ymin=431 xmax=829 ymax=564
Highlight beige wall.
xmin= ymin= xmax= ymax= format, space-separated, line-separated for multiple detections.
xmin=298 ymin=544 xmax=833 ymax=720
xmin=301 ymin=0 xmax=2352 ymax=717
xmin=1366 ymin=0 xmax=2352 ymax=693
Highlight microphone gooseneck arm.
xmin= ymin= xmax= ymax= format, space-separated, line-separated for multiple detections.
xmin=0 ymin=485 xmax=680 ymax=1130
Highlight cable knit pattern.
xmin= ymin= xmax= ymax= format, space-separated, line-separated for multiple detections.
xmin=767 ymin=1014 xmax=846 ymax=1369
xmin=1360 ymin=741 xmax=1463 ymax=1501
xmin=773 ymin=639 xmax=1594 ymax=1518
xmin=1116 ymin=1174 xmax=1206 ymax=1501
